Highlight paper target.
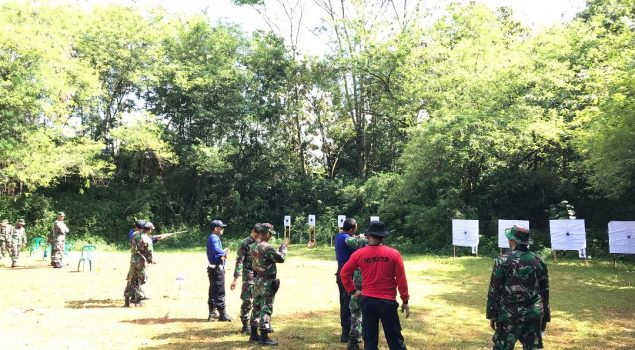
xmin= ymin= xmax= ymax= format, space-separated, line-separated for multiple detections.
xmin=608 ymin=221 xmax=635 ymax=255
xmin=284 ymin=216 xmax=291 ymax=227
xmin=308 ymin=215 xmax=316 ymax=226
xmin=452 ymin=219 xmax=479 ymax=253
xmin=370 ymin=216 xmax=380 ymax=222
xmin=550 ymin=219 xmax=586 ymax=251
xmin=338 ymin=215 xmax=346 ymax=228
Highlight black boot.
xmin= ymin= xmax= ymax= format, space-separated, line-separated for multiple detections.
xmin=208 ymin=307 xmax=219 ymax=321
xmin=347 ymin=337 xmax=360 ymax=350
xmin=249 ymin=326 xmax=259 ymax=342
xmin=259 ymin=330 xmax=278 ymax=346
xmin=123 ymin=296 xmax=130 ymax=308
xmin=240 ymin=319 xmax=249 ymax=334
xmin=218 ymin=308 xmax=232 ymax=322
xmin=11 ymin=261 xmax=16 ymax=268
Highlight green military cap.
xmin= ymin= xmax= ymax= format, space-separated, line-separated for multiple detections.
xmin=17 ymin=219 xmax=25 ymax=224
xmin=263 ymin=223 xmax=276 ymax=235
xmin=1 ymin=219 xmax=8 ymax=225
xmin=57 ymin=211 xmax=65 ymax=217
xmin=505 ymin=225 xmax=530 ymax=244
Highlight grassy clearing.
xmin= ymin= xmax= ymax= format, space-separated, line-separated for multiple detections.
xmin=0 ymin=245 xmax=633 ymax=349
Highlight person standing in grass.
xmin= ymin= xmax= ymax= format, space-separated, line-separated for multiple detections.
xmin=335 ymin=217 xmax=359 ymax=343
xmin=231 ymin=223 xmax=260 ymax=334
xmin=49 ymin=212 xmax=69 ymax=268
xmin=340 ymin=220 xmax=410 ymax=350
xmin=345 ymin=232 xmax=369 ymax=350
xmin=123 ymin=221 xmax=155 ymax=307
xmin=249 ymin=223 xmax=288 ymax=346
xmin=0 ymin=219 xmax=13 ymax=263
xmin=9 ymin=219 xmax=27 ymax=268
xmin=207 ymin=219 xmax=232 ymax=322
xmin=486 ymin=225 xmax=550 ymax=350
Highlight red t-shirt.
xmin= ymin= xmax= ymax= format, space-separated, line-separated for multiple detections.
xmin=340 ymin=245 xmax=409 ymax=302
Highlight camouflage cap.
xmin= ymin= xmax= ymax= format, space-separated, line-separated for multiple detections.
xmin=135 ymin=220 xmax=146 ymax=229
xmin=57 ymin=211 xmax=65 ymax=217
xmin=144 ymin=222 xmax=155 ymax=230
xmin=255 ymin=223 xmax=275 ymax=235
xmin=505 ymin=225 xmax=530 ymax=244
xmin=1 ymin=219 xmax=8 ymax=225
xmin=17 ymin=219 xmax=25 ymax=225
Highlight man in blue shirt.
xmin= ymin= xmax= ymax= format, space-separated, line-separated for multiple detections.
xmin=335 ymin=218 xmax=358 ymax=343
xmin=207 ymin=219 xmax=232 ymax=322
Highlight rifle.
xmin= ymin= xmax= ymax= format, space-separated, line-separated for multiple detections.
xmin=151 ymin=230 xmax=187 ymax=242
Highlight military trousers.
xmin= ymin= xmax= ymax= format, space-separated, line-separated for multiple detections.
xmin=124 ymin=262 xmax=148 ymax=302
xmin=207 ymin=265 xmax=226 ymax=311
xmin=251 ymin=275 xmax=279 ymax=331
xmin=8 ymin=243 xmax=22 ymax=263
xmin=492 ymin=319 xmax=543 ymax=350
xmin=349 ymin=293 xmax=363 ymax=339
xmin=50 ymin=235 xmax=65 ymax=267
xmin=239 ymin=270 xmax=255 ymax=322
xmin=360 ymin=296 xmax=407 ymax=350
xmin=336 ymin=265 xmax=352 ymax=338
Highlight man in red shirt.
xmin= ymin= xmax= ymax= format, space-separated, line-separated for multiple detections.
xmin=340 ymin=221 xmax=410 ymax=350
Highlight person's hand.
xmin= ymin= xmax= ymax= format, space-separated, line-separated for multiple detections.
xmin=353 ymin=290 xmax=362 ymax=299
xmin=224 ymin=247 xmax=230 ymax=256
xmin=489 ymin=319 xmax=496 ymax=331
xmin=401 ymin=303 xmax=410 ymax=318
xmin=230 ymin=278 xmax=238 ymax=291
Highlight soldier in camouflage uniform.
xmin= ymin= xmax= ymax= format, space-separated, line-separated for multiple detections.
xmin=231 ymin=224 xmax=260 ymax=334
xmin=123 ymin=221 xmax=155 ymax=307
xmin=345 ymin=234 xmax=369 ymax=350
xmin=249 ymin=223 xmax=288 ymax=346
xmin=0 ymin=219 xmax=11 ymax=261
xmin=9 ymin=219 xmax=27 ymax=268
xmin=49 ymin=212 xmax=69 ymax=268
xmin=486 ymin=225 xmax=550 ymax=350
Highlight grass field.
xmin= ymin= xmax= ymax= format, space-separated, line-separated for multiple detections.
xmin=0 ymin=245 xmax=633 ymax=350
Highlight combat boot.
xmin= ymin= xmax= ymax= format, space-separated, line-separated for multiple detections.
xmin=123 ymin=296 xmax=130 ymax=308
xmin=208 ymin=307 xmax=219 ymax=321
xmin=240 ymin=319 xmax=249 ymax=334
xmin=249 ymin=326 xmax=259 ymax=342
xmin=11 ymin=261 xmax=16 ymax=268
xmin=259 ymin=330 xmax=278 ymax=346
xmin=347 ymin=337 xmax=360 ymax=350
xmin=218 ymin=308 xmax=232 ymax=322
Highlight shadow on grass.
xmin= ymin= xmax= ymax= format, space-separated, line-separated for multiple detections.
xmin=122 ymin=317 xmax=208 ymax=325
xmin=143 ymin=310 xmax=344 ymax=350
xmin=65 ymin=298 xmax=122 ymax=309
xmin=1 ymin=264 xmax=52 ymax=270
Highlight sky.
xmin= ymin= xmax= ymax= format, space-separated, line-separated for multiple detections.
xmin=32 ymin=0 xmax=588 ymax=56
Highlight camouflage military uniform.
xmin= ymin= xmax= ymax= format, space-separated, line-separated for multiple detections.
xmin=49 ymin=219 xmax=69 ymax=268
xmin=0 ymin=221 xmax=12 ymax=259
xmin=234 ymin=235 xmax=257 ymax=323
xmin=345 ymin=236 xmax=368 ymax=341
xmin=124 ymin=230 xmax=154 ymax=305
xmin=487 ymin=246 xmax=550 ymax=350
xmin=249 ymin=239 xmax=287 ymax=333
xmin=9 ymin=221 xmax=27 ymax=267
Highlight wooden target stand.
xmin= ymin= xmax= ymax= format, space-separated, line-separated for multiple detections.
xmin=551 ymin=250 xmax=589 ymax=266
xmin=283 ymin=225 xmax=291 ymax=241
xmin=453 ymin=245 xmax=478 ymax=257
xmin=307 ymin=225 xmax=317 ymax=247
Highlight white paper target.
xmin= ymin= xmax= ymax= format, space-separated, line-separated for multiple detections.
xmin=338 ymin=215 xmax=346 ymax=228
xmin=370 ymin=216 xmax=380 ymax=222
xmin=498 ymin=220 xmax=530 ymax=248
xmin=308 ymin=215 xmax=316 ymax=226
xmin=608 ymin=221 xmax=635 ymax=254
xmin=550 ymin=219 xmax=586 ymax=251
xmin=452 ymin=219 xmax=479 ymax=252
xmin=284 ymin=216 xmax=291 ymax=227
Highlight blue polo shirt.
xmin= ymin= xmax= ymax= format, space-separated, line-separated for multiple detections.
xmin=335 ymin=232 xmax=355 ymax=268
xmin=206 ymin=233 xmax=225 ymax=265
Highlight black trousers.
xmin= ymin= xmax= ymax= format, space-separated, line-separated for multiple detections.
xmin=360 ymin=296 xmax=407 ymax=350
xmin=336 ymin=266 xmax=351 ymax=337
xmin=207 ymin=265 xmax=226 ymax=311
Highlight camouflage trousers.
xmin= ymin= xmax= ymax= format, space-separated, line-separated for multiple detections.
xmin=240 ymin=271 xmax=255 ymax=322
xmin=349 ymin=294 xmax=363 ymax=339
xmin=0 ymin=239 xmax=5 ymax=259
xmin=124 ymin=262 xmax=148 ymax=303
xmin=493 ymin=319 xmax=543 ymax=350
xmin=8 ymin=242 xmax=22 ymax=263
xmin=50 ymin=235 xmax=64 ymax=267
xmin=250 ymin=275 xmax=280 ymax=331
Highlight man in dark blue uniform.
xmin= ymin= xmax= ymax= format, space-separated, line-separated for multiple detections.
xmin=207 ymin=219 xmax=232 ymax=322
xmin=334 ymin=217 xmax=358 ymax=343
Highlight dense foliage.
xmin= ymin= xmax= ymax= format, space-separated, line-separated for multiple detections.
xmin=0 ymin=1 xmax=633 ymax=255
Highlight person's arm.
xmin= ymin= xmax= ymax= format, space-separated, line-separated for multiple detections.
xmin=234 ymin=242 xmax=246 ymax=278
xmin=266 ymin=242 xmax=287 ymax=263
xmin=206 ymin=235 xmax=214 ymax=264
xmin=539 ymin=258 xmax=550 ymax=329
xmin=211 ymin=235 xmax=225 ymax=259
xmin=345 ymin=236 xmax=368 ymax=250
xmin=486 ymin=258 xmax=504 ymax=324
xmin=394 ymin=252 xmax=409 ymax=303
xmin=340 ymin=252 xmax=359 ymax=293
